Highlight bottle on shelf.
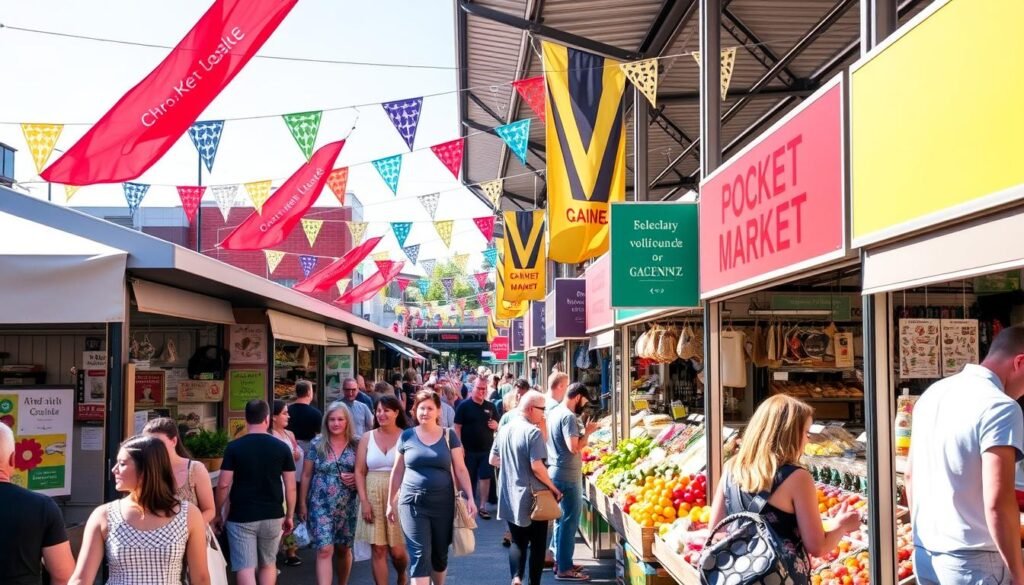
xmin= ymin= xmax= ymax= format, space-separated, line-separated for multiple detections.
xmin=894 ymin=388 xmax=914 ymax=457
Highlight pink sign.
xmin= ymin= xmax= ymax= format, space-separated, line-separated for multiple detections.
xmin=585 ymin=255 xmax=613 ymax=333
xmin=491 ymin=336 xmax=510 ymax=361
xmin=699 ymin=81 xmax=845 ymax=297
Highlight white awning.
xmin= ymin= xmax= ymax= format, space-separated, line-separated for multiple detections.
xmin=132 ymin=279 xmax=235 ymax=325
xmin=267 ymin=310 xmax=328 ymax=345
xmin=0 ymin=213 xmax=128 ymax=323
xmin=325 ymin=327 xmax=349 ymax=345
xmin=589 ymin=330 xmax=615 ymax=350
xmin=350 ymin=332 xmax=375 ymax=351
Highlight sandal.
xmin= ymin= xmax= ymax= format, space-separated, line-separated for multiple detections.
xmin=502 ymin=533 xmax=511 ymax=547
xmin=478 ymin=509 xmax=492 ymax=520
xmin=554 ymin=569 xmax=589 ymax=581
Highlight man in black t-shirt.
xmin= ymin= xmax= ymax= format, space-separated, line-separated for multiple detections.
xmin=215 ymin=400 xmax=296 ymax=585
xmin=454 ymin=376 xmax=499 ymax=518
xmin=0 ymin=422 xmax=74 ymax=585
xmin=286 ymin=380 xmax=322 ymax=454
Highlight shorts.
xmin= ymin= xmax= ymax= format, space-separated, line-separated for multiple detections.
xmin=914 ymin=547 xmax=1009 ymax=585
xmin=226 ymin=519 xmax=283 ymax=571
xmin=464 ymin=450 xmax=494 ymax=486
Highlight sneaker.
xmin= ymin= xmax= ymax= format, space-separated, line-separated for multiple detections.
xmin=284 ymin=556 xmax=302 ymax=567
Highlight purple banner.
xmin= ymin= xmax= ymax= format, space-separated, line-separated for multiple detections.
xmin=510 ymin=318 xmax=525 ymax=352
xmin=554 ymin=278 xmax=587 ymax=339
xmin=530 ymin=301 xmax=546 ymax=349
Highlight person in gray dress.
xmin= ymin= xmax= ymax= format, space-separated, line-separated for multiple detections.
xmin=490 ymin=390 xmax=563 ymax=585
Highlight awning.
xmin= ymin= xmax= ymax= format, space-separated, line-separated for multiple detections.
xmin=325 ymin=327 xmax=349 ymax=345
xmin=132 ymin=279 xmax=235 ymax=325
xmin=267 ymin=310 xmax=328 ymax=345
xmin=589 ymin=330 xmax=615 ymax=350
xmin=380 ymin=339 xmax=416 ymax=359
xmin=404 ymin=348 xmax=427 ymax=362
xmin=350 ymin=332 xmax=375 ymax=351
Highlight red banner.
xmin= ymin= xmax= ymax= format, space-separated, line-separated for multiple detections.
xmin=336 ymin=261 xmax=406 ymax=305
xmin=40 ymin=0 xmax=297 ymax=184
xmin=491 ymin=336 xmax=510 ymax=361
xmin=293 ymin=236 xmax=382 ymax=293
xmin=219 ymin=141 xmax=346 ymax=250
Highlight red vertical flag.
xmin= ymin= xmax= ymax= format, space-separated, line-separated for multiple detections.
xmin=293 ymin=236 xmax=383 ymax=293
xmin=219 ymin=141 xmax=346 ymax=250
xmin=336 ymin=261 xmax=406 ymax=305
xmin=41 ymin=0 xmax=298 ymax=185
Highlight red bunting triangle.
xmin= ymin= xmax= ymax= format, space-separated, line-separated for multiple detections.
xmin=396 ymin=277 xmax=411 ymax=292
xmin=429 ymin=138 xmax=464 ymax=179
xmin=176 ymin=186 xmax=206 ymax=224
xmin=513 ymin=76 xmax=546 ymax=123
xmin=474 ymin=272 xmax=490 ymax=290
xmin=326 ymin=168 xmax=349 ymax=205
xmin=473 ymin=215 xmax=496 ymax=242
xmin=375 ymin=260 xmax=395 ymax=274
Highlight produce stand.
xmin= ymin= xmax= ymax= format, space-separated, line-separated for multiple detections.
xmin=652 ymin=535 xmax=701 ymax=585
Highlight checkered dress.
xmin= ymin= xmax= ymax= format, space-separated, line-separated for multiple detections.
xmin=105 ymin=499 xmax=190 ymax=585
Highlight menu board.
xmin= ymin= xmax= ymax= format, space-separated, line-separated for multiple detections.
xmin=0 ymin=388 xmax=75 ymax=496
xmin=899 ymin=319 xmax=940 ymax=378
xmin=941 ymin=319 xmax=980 ymax=376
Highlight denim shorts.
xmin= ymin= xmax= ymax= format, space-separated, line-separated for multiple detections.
xmin=914 ymin=547 xmax=1009 ymax=585
xmin=226 ymin=519 xmax=283 ymax=571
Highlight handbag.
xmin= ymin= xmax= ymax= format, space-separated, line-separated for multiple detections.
xmin=206 ymin=526 xmax=229 ymax=585
xmin=530 ymin=488 xmax=562 ymax=522
xmin=444 ymin=429 xmax=477 ymax=556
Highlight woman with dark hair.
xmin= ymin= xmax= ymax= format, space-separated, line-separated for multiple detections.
xmin=356 ymin=395 xmax=411 ymax=585
xmin=270 ymin=400 xmax=304 ymax=567
xmin=70 ymin=435 xmax=211 ymax=585
xmin=387 ymin=391 xmax=477 ymax=585
xmin=142 ymin=418 xmax=216 ymax=524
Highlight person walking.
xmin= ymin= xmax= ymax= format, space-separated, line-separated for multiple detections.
xmin=299 ymin=402 xmax=360 ymax=585
xmin=707 ymin=395 xmax=861 ymax=584
xmin=454 ymin=375 xmax=499 ymax=519
xmin=143 ymin=418 xmax=217 ymax=525
xmin=500 ymin=379 xmax=533 ymax=427
xmin=269 ymin=401 xmax=304 ymax=567
xmin=437 ymin=381 xmax=457 ymax=428
xmin=387 ymin=390 xmax=477 ymax=585
xmin=340 ymin=378 xmax=375 ymax=438
xmin=544 ymin=373 xmax=569 ymax=413
xmin=0 ymin=422 xmax=75 ymax=585
xmin=908 ymin=326 xmax=1024 ymax=584
xmin=356 ymin=395 xmax=411 ymax=585
xmin=490 ymin=390 xmax=563 ymax=585
xmin=215 ymin=400 xmax=297 ymax=585
xmin=71 ymin=435 xmax=210 ymax=585
xmin=287 ymin=380 xmax=322 ymax=456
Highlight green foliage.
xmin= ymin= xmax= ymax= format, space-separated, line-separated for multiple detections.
xmin=424 ymin=260 xmax=474 ymax=302
xmin=184 ymin=429 xmax=229 ymax=458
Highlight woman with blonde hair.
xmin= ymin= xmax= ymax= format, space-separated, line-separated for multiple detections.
xmin=707 ymin=395 xmax=860 ymax=583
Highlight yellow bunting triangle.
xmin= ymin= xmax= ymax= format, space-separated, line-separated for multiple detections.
xmin=371 ymin=251 xmax=391 ymax=262
xmin=692 ymin=48 xmax=739 ymax=99
xmin=347 ymin=221 xmax=368 ymax=246
xmin=434 ymin=220 xmax=454 ymax=248
xmin=301 ymin=219 xmax=324 ymax=247
xmin=245 ymin=180 xmax=273 ymax=214
xmin=64 ymin=185 xmax=81 ymax=203
xmin=619 ymin=59 xmax=658 ymax=108
xmin=20 ymin=123 xmax=64 ymax=174
xmin=453 ymin=253 xmax=470 ymax=273
xmin=481 ymin=179 xmax=503 ymax=209
xmin=264 ymin=250 xmax=286 ymax=274
xmin=336 ymin=278 xmax=351 ymax=295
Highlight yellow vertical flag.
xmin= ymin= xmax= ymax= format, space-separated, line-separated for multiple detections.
xmin=487 ymin=317 xmax=498 ymax=342
xmin=543 ymin=41 xmax=627 ymax=264
xmin=301 ymin=219 xmax=324 ymax=247
xmin=481 ymin=179 xmax=503 ymax=209
xmin=264 ymin=250 xmax=286 ymax=274
xmin=21 ymin=123 xmax=64 ymax=174
xmin=434 ymin=220 xmax=454 ymax=248
xmin=347 ymin=221 xmax=368 ymax=246
xmin=495 ymin=261 xmax=528 ymax=320
xmin=502 ymin=210 xmax=546 ymax=302
xmin=245 ymin=180 xmax=273 ymax=214
xmin=64 ymin=185 xmax=81 ymax=203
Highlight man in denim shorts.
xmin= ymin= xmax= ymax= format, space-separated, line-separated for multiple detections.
xmin=215 ymin=400 xmax=296 ymax=585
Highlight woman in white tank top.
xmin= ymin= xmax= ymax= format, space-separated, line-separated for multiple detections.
xmin=356 ymin=395 xmax=411 ymax=585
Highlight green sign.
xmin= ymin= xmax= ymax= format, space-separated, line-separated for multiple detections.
xmin=229 ymin=370 xmax=266 ymax=411
xmin=974 ymin=271 xmax=1021 ymax=294
xmin=769 ymin=294 xmax=852 ymax=321
xmin=610 ymin=202 xmax=700 ymax=308
xmin=507 ymin=352 xmax=525 ymax=363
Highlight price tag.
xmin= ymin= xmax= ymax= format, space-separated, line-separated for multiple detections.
xmin=695 ymin=414 xmax=705 ymax=422
xmin=671 ymin=405 xmax=688 ymax=420
xmin=809 ymin=423 xmax=826 ymax=434
xmin=772 ymin=371 xmax=790 ymax=381
xmin=856 ymin=432 xmax=868 ymax=443
xmin=632 ymin=398 xmax=650 ymax=411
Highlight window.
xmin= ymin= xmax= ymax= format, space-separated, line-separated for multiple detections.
xmin=273 ymin=278 xmax=298 ymax=288
xmin=1 ymin=146 xmax=14 ymax=182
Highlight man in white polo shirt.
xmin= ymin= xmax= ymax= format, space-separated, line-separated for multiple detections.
xmin=909 ymin=326 xmax=1024 ymax=584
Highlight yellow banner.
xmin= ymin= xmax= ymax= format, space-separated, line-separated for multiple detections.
xmin=543 ymin=41 xmax=626 ymax=264
xmin=495 ymin=261 xmax=528 ymax=320
xmin=502 ymin=210 xmax=546 ymax=302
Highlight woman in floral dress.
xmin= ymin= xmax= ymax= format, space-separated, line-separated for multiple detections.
xmin=299 ymin=401 xmax=359 ymax=585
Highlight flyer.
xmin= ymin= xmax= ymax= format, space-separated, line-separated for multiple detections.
xmin=229 ymin=324 xmax=267 ymax=365
xmin=229 ymin=370 xmax=266 ymax=411
xmin=134 ymin=370 xmax=166 ymax=407
xmin=0 ymin=388 xmax=74 ymax=496
xmin=325 ymin=347 xmax=355 ymax=403
xmin=82 ymin=351 xmax=107 ymax=404
xmin=941 ymin=319 xmax=979 ymax=376
xmin=898 ymin=319 xmax=940 ymax=378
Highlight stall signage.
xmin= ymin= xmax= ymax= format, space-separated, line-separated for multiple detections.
xmin=769 ymin=294 xmax=853 ymax=321
xmin=700 ymin=79 xmax=845 ymax=297
xmin=491 ymin=336 xmax=510 ymax=361
xmin=526 ymin=301 xmax=546 ymax=349
xmin=510 ymin=318 xmax=525 ymax=352
xmin=229 ymin=370 xmax=266 ymax=411
xmin=440 ymin=333 xmax=460 ymax=341
xmin=0 ymin=388 xmax=74 ymax=496
xmin=610 ymin=202 xmax=700 ymax=308
xmin=178 ymin=380 xmax=225 ymax=403
xmin=553 ymin=278 xmax=587 ymax=339
xmin=544 ymin=293 xmax=556 ymax=345
xmin=974 ymin=271 xmax=1021 ymax=294
xmin=325 ymin=347 xmax=355 ymax=403
xmin=585 ymin=254 xmax=614 ymax=333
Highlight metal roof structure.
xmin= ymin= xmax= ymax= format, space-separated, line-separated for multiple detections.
xmin=455 ymin=0 xmax=934 ymax=209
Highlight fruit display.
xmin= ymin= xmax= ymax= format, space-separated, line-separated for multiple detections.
xmin=812 ymin=550 xmax=870 ymax=585
xmin=622 ymin=472 xmax=709 ymax=529
xmin=593 ymin=436 xmax=655 ymax=494
xmin=770 ymin=380 xmax=864 ymax=399
xmin=816 ymin=485 xmax=867 ymax=518
xmin=805 ymin=426 xmax=865 ymax=457
xmin=896 ymin=522 xmax=914 ymax=581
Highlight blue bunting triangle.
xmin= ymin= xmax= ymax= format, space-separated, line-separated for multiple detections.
xmin=402 ymin=244 xmax=421 ymax=265
xmin=372 ymin=155 xmax=403 ymax=195
xmin=441 ymin=277 xmax=455 ymax=299
xmin=494 ymin=119 xmax=531 ymax=165
xmin=482 ymin=247 xmax=499 ymax=268
xmin=391 ymin=222 xmax=413 ymax=248
xmin=123 ymin=182 xmax=150 ymax=215
xmin=299 ymin=255 xmax=318 ymax=279
xmin=381 ymin=97 xmax=424 ymax=151
xmin=187 ymin=120 xmax=225 ymax=173
xmin=416 ymin=279 xmax=431 ymax=296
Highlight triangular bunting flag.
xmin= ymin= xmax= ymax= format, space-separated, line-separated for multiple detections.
xmin=336 ymin=278 xmax=351 ymax=295
xmin=416 ymin=279 xmax=431 ymax=296
xmin=380 ymin=97 xmax=424 ymax=151
xmin=64 ymin=185 xmax=81 ymax=203
xmin=453 ymin=253 xmax=470 ymax=273
xmin=483 ymin=247 xmax=499 ymax=267
xmin=245 ymin=180 xmax=273 ymax=214
xmin=122 ymin=182 xmax=150 ymax=215
xmin=692 ymin=48 xmax=739 ymax=99
xmin=441 ymin=277 xmax=455 ymax=299
xmin=512 ymin=76 xmax=546 ymax=123
xmin=421 ymin=259 xmax=437 ymax=277
xmin=264 ymin=250 xmax=285 ymax=274
xmin=429 ymin=138 xmax=464 ymax=178
xmin=347 ymin=221 xmax=368 ymax=246
xmin=326 ymin=168 xmax=349 ymax=205
xmin=434 ymin=220 xmax=454 ymax=248
xmin=473 ymin=216 xmax=496 ymax=242
xmin=20 ymin=123 xmax=63 ymax=174
xmin=282 ymin=111 xmax=323 ymax=161
xmin=396 ymin=277 xmax=412 ymax=292
xmin=481 ymin=179 xmax=502 ymax=209
xmin=187 ymin=120 xmax=224 ymax=173
xmin=371 ymin=251 xmax=391 ymax=262
xmin=176 ymin=186 xmax=205 ymax=224
xmin=211 ymin=185 xmax=238 ymax=222
xmin=372 ymin=155 xmax=403 ymax=195
xmin=391 ymin=222 xmax=413 ymax=248
xmin=619 ymin=59 xmax=658 ymax=107
xmin=468 ymin=278 xmax=479 ymax=293
xmin=494 ymin=119 xmax=531 ymax=165
xmin=374 ymin=260 xmax=395 ymax=276
xmin=301 ymin=219 xmax=324 ymax=247
xmin=298 ymin=255 xmax=318 ymax=279
xmin=418 ymin=193 xmax=440 ymax=219
xmin=474 ymin=272 xmax=490 ymax=290
xmin=477 ymin=293 xmax=492 ymax=308
xmin=402 ymin=244 xmax=421 ymax=265
xmin=384 ymin=297 xmax=400 ymax=312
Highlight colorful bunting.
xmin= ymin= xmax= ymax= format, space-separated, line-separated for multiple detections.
xmin=391 ymin=222 xmax=413 ymax=248
xmin=298 ymin=255 xmax=318 ymax=279
xmin=21 ymin=123 xmax=64 ymax=174
xmin=372 ymin=154 xmax=403 ymax=195
xmin=375 ymin=260 xmax=395 ymax=275
xmin=513 ymin=76 xmax=546 ymax=123
xmin=474 ymin=272 xmax=490 ymax=290
xmin=481 ymin=179 xmax=503 ymax=209
xmin=301 ymin=219 xmax=324 ymax=247
xmin=421 ymin=259 xmax=437 ymax=277
xmin=176 ymin=186 xmax=206 ymax=224
xmin=430 ymin=138 xmax=464 ymax=178
xmin=416 ymin=279 xmax=431 ymax=296
xmin=264 ymin=250 xmax=285 ymax=274
xmin=347 ymin=221 xmax=368 ymax=246
xmin=64 ymin=185 xmax=81 ymax=203
xmin=473 ymin=216 xmax=496 ymax=242
xmin=244 ymin=180 xmax=272 ymax=214
xmin=211 ymin=184 xmax=238 ymax=221
xmin=326 ymin=168 xmax=349 ymax=205
xmin=294 ymin=236 xmax=382 ymax=293
xmin=402 ymin=244 xmax=421 ymax=265
xmin=381 ymin=97 xmax=424 ymax=151
xmin=441 ymin=277 xmax=456 ymax=299
xmin=123 ymin=182 xmax=150 ymax=215
xmin=282 ymin=111 xmax=322 ymax=161
xmin=336 ymin=278 xmax=351 ymax=295
xmin=453 ymin=253 xmax=470 ymax=273
xmin=434 ymin=220 xmax=454 ymax=248
xmin=418 ymin=193 xmax=440 ymax=219
xmin=384 ymin=297 xmax=400 ymax=312
xmin=477 ymin=293 xmax=493 ymax=308
xmin=396 ymin=277 xmax=412 ymax=292
xmin=494 ymin=119 xmax=531 ymax=165
xmin=619 ymin=59 xmax=659 ymax=108
xmin=337 ymin=261 xmax=405 ymax=305
xmin=483 ymin=247 xmax=499 ymax=267
xmin=371 ymin=251 xmax=391 ymax=262
xmin=692 ymin=48 xmax=739 ymax=99
xmin=187 ymin=120 xmax=225 ymax=173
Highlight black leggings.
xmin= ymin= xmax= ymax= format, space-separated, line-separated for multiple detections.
xmin=507 ymin=520 xmax=549 ymax=585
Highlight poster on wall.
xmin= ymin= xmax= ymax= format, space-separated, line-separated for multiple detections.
xmin=229 ymin=324 xmax=267 ymax=365
xmin=0 ymin=388 xmax=75 ymax=496
xmin=82 ymin=351 xmax=106 ymax=404
xmin=134 ymin=370 xmax=166 ymax=407
xmin=899 ymin=319 xmax=940 ymax=378
xmin=229 ymin=370 xmax=267 ymax=411
xmin=178 ymin=380 xmax=225 ymax=403
xmin=325 ymin=347 xmax=355 ymax=403
xmin=941 ymin=319 xmax=979 ymax=376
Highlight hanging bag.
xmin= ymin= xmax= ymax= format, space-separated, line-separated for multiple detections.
xmin=531 ymin=488 xmax=563 ymax=522
xmin=206 ymin=525 xmax=229 ymax=585
xmin=445 ymin=429 xmax=477 ymax=556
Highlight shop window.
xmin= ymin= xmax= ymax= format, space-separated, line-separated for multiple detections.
xmin=273 ymin=278 xmax=298 ymax=288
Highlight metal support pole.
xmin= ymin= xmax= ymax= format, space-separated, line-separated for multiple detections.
xmin=703 ymin=302 xmax=723 ymax=491
xmin=699 ymin=0 xmax=722 ymax=176
xmin=633 ymin=86 xmax=649 ymax=201
xmin=196 ymin=155 xmax=203 ymax=253
xmin=861 ymin=0 xmax=898 ymax=56
xmin=103 ymin=321 xmax=125 ymax=502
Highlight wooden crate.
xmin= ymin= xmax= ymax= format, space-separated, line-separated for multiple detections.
xmin=652 ymin=535 xmax=702 ymax=585
xmin=622 ymin=511 xmax=657 ymax=562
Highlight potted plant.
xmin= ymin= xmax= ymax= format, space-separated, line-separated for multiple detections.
xmin=184 ymin=429 xmax=229 ymax=472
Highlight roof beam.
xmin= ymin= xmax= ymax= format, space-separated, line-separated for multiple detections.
xmin=660 ymin=85 xmax=819 ymax=103
xmin=497 ymin=0 xmax=544 ymax=186
xmin=638 ymin=0 xmax=698 ymax=57
xmin=721 ymin=7 xmax=798 ymax=87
